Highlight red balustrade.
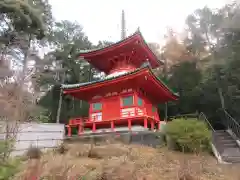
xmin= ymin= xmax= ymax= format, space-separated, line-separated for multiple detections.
xmin=66 ymin=113 xmax=161 ymax=137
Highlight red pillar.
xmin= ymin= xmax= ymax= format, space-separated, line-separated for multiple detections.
xmin=111 ymin=121 xmax=115 ymax=131
xmin=67 ymin=125 xmax=72 ymax=137
xmin=144 ymin=118 xmax=147 ymax=129
xmin=128 ymin=119 xmax=132 ymax=131
xmin=78 ymin=123 xmax=83 ymax=135
xmin=92 ymin=123 xmax=96 ymax=132
xmin=151 ymin=120 xmax=154 ymax=130
xmin=157 ymin=121 xmax=160 ymax=130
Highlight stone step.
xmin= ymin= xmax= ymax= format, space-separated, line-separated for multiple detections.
xmin=215 ymin=132 xmax=233 ymax=136
xmin=215 ymin=137 xmax=235 ymax=142
xmin=215 ymin=130 xmax=227 ymax=134
xmin=221 ymin=148 xmax=240 ymax=156
xmin=214 ymin=133 xmax=232 ymax=138
xmin=216 ymin=142 xmax=236 ymax=147
xmin=222 ymin=156 xmax=240 ymax=163
xmin=213 ymin=130 xmax=240 ymax=163
xmin=215 ymin=130 xmax=226 ymax=132
xmin=217 ymin=140 xmax=238 ymax=145
xmin=216 ymin=138 xmax=237 ymax=143
xmin=222 ymin=142 xmax=239 ymax=147
xmin=216 ymin=146 xmax=239 ymax=155
xmin=215 ymin=140 xmax=237 ymax=146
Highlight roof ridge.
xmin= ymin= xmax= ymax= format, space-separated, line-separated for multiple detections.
xmin=78 ymin=30 xmax=140 ymax=56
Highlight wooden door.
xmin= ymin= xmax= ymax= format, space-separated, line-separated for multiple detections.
xmin=102 ymin=97 xmax=120 ymax=120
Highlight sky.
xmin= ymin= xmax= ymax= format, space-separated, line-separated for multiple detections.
xmin=49 ymin=0 xmax=230 ymax=46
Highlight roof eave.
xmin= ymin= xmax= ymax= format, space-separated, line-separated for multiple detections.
xmin=62 ymin=66 xmax=179 ymax=100
xmin=137 ymin=31 xmax=163 ymax=67
xmin=77 ymin=31 xmax=163 ymax=68
xmin=148 ymin=69 xmax=179 ymax=99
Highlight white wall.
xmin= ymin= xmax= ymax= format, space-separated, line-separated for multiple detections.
xmin=11 ymin=123 xmax=65 ymax=156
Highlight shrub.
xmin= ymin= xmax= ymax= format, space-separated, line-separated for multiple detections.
xmin=0 ymin=158 xmax=21 ymax=180
xmin=0 ymin=140 xmax=14 ymax=163
xmin=55 ymin=143 xmax=68 ymax=154
xmin=165 ymin=118 xmax=211 ymax=153
xmin=26 ymin=146 xmax=42 ymax=159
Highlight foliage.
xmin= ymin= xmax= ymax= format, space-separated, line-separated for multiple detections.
xmin=0 ymin=141 xmax=10 ymax=163
xmin=0 ymin=158 xmax=21 ymax=180
xmin=33 ymin=108 xmax=50 ymax=123
xmin=14 ymin=143 xmax=240 ymax=179
xmin=162 ymin=29 xmax=193 ymax=68
xmin=157 ymin=3 xmax=240 ymax=127
xmin=0 ymin=0 xmax=50 ymax=39
xmin=37 ymin=20 xmax=94 ymax=123
xmin=161 ymin=62 xmax=201 ymax=116
xmin=165 ymin=118 xmax=211 ymax=153
xmin=26 ymin=146 xmax=42 ymax=159
xmin=55 ymin=143 xmax=68 ymax=154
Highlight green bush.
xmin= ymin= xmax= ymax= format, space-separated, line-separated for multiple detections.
xmin=165 ymin=118 xmax=211 ymax=153
xmin=0 ymin=158 xmax=21 ymax=180
xmin=26 ymin=146 xmax=42 ymax=159
xmin=0 ymin=140 xmax=15 ymax=163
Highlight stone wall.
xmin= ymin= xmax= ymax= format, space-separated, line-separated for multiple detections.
xmin=0 ymin=122 xmax=65 ymax=156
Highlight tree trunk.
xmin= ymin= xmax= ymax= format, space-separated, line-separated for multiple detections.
xmin=56 ymin=88 xmax=63 ymax=123
xmin=56 ymin=63 xmax=65 ymax=123
xmin=165 ymin=103 xmax=168 ymax=121
xmin=218 ymin=87 xmax=225 ymax=109
xmin=164 ymin=57 xmax=168 ymax=121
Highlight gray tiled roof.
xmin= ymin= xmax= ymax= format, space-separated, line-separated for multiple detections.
xmin=61 ymin=65 xmax=179 ymax=97
xmin=77 ymin=30 xmax=164 ymax=66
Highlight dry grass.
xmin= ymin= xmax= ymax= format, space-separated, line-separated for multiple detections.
xmin=14 ymin=142 xmax=240 ymax=180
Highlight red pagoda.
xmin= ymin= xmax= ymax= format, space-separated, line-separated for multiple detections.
xmin=63 ymin=30 xmax=178 ymax=136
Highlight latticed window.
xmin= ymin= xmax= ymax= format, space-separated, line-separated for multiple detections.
xmin=122 ymin=96 xmax=133 ymax=106
xmin=92 ymin=102 xmax=102 ymax=111
xmin=138 ymin=97 xmax=143 ymax=106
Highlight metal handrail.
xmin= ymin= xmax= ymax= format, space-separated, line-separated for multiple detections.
xmin=220 ymin=109 xmax=240 ymax=139
xmin=198 ymin=112 xmax=215 ymax=132
xmin=169 ymin=112 xmax=198 ymax=120
xmin=223 ymin=110 xmax=240 ymax=128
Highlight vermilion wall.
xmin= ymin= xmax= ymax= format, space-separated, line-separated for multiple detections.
xmin=136 ymin=92 xmax=160 ymax=121
xmin=89 ymin=89 xmax=135 ymax=121
xmin=88 ymin=88 xmax=160 ymax=122
xmin=102 ymin=96 xmax=120 ymax=120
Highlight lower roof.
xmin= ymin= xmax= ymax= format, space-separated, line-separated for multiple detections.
xmin=61 ymin=65 xmax=179 ymax=103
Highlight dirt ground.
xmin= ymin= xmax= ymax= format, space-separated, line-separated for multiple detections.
xmin=14 ymin=142 xmax=240 ymax=180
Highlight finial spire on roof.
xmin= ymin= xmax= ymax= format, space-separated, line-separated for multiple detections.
xmin=121 ymin=10 xmax=126 ymax=40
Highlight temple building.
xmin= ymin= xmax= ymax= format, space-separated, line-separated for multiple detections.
xmin=62 ymin=11 xmax=179 ymax=136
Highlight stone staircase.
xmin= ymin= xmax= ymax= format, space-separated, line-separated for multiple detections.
xmin=199 ymin=112 xmax=240 ymax=163
xmin=213 ymin=130 xmax=240 ymax=163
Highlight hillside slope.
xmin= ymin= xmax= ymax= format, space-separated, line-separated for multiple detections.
xmin=15 ymin=142 xmax=240 ymax=180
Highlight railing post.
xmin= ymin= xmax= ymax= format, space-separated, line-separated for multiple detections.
xmin=78 ymin=123 xmax=83 ymax=136
xmin=144 ymin=118 xmax=147 ymax=129
xmin=151 ymin=120 xmax=154 ymax=130
xmin=157 ymin=121 xmax=160 ymax=130
xmin=67 ymin=125 xmax=71 ymax=137
xmin=111 ymin=121 xmax=115 ymax=131
xmin=92 ymin=123 xmax=96 ymax=132
xmin=128 ymin=119 xmax=132 ymax=131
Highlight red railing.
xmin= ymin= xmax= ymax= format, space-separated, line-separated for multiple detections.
xmin=69 ymin=117 xmax=90 ymax=125
xmin=66 ymin=107 xmax=161 ymax=137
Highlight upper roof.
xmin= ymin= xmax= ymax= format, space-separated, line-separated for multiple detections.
xmin=62 ymin=65 xmax=178 ymax=103
xmin=78 ymin=30 xmax=163 ymax=74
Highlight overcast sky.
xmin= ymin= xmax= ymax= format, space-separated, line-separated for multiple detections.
xmin=49 ymin=0 xmax=230 ymax=45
